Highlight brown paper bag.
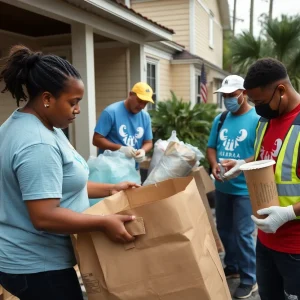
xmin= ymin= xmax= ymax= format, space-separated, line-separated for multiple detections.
xmin=198 ymin=166 xmax=215 ymax=194
xmin=0 ymin=287 xmax=18 ymax=300
xmin=73 ymin=177 xmax=230 ymax=300
xmin=190 ymin=168 xmax=224 ymax=253
xmin=4 ymin=291 xmax=18 ymax=300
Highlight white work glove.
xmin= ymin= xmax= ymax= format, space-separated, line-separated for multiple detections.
xmin=119 ymin=146 xmax=136 ymax=158
xmin=222 ymin=159 xmax=246 ymax=180
xmin=251 ymin=205 xmax=296 ymax=233
xmin=134 ymin=149 xmax=145 ymax=163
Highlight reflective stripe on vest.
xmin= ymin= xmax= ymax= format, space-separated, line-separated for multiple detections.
xmin=277 ymin=183 xmax=299 ymax=196
xmin=254 ymin=119 xmax=268 ymax=160
xmin=254 ymin=116 xmax=300 ymax=208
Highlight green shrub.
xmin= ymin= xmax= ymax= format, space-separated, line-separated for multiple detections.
xmin=148 ymin=91 xmax=219 ymax=168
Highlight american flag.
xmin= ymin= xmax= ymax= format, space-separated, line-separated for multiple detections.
xmin=200 ymin=63 xmax=208 ymax=103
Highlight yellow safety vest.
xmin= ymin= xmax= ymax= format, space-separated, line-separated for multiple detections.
xmin=254 ymin=115 xmax=300 ymax=207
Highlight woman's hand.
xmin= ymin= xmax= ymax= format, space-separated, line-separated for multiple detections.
xmin=111 ymin=181 xmax=140 ymax=195
xmin=102 ymin=214 xmax=136 ymax=243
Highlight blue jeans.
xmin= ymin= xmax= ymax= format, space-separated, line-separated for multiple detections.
xmin=215 ymin=190 xmax=256 ymax=285
xmin=257 ymin=239 xmax=300 ymax=300
xmin=0 ymin=268 xmax=83 ymax=300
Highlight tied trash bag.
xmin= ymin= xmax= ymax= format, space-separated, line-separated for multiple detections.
xmin=144 ymin=141 xmax=203 ymax=186
xmin=147 ymin=130 xmax=179 ymax=175
xmin=72 ymin=177 xmax=231 ymax=300
xmin=87 ymin=150 xmax=141 ymax=206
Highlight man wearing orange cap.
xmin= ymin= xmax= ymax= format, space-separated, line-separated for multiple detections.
xmin=93 ymin=82 xmax=153 ymax=166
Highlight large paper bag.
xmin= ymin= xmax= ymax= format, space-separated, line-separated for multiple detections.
xmin=0 ymin=287 xmax=19 ymax=300
xmin=72 ymin=177 xmax=231 ymax=300
xmin=190 ymin=167 xmax=224 ymax=253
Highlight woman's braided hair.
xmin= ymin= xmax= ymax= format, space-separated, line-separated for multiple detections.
xmin=0 ymin=45 xmax=81 ymax=106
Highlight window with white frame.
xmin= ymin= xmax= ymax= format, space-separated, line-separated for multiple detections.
xmin=209 ymin=11 xmax=214 ymax=49
xmin=146 ymin=60 xmax=158 ymax=110
xmin=195 ymin=75 xmax=201 ymax=104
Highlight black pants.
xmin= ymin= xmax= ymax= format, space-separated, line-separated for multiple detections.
xmin=257 ymin=239 xmax=300 ymax=300
xmin=0 ymin=268 xmax=83 ymax=300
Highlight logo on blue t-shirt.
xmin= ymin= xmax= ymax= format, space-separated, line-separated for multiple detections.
xmin=219 ymin=128 xmax=248 ymax=158
xmin=118 ymin=125 xmax=144 ymax=148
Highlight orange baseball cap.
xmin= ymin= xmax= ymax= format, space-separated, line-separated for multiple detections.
xmin=131 ymin=82 xmax=154 ymax=103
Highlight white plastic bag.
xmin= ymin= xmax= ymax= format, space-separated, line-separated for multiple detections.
xmin=87 ymin=150 xmax=141 ymax=206
xmin=148 ymin=131 xmax=179 ymax=175
xmin=144 ymin=141 xmax=199 ymax=186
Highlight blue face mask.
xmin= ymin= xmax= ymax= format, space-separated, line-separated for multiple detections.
xmin=224 ymin=92 xmax=243 ymax=113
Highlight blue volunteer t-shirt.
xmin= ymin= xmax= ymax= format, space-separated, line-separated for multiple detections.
xmin=207 ymin=108 xmax=259 ymax=195
xmin=0 ymin=110 xmax=90 ymax=274
xmin=94 ymin=101 xmax=153 ymax=153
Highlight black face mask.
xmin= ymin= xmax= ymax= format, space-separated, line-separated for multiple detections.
xmin=255 ymin=86 xmax=282 ymax=119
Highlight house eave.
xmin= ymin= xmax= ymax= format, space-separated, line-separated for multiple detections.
xmin=217 ymin=0 xmax=231 ymax=30
xmin=66 ymin=0 xmax=174 ymax=42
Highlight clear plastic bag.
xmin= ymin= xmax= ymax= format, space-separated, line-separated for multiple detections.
xmin=87 ymin=150 xmax=141 ymax=206
xmin=144 ymin=141 xmax=201 ymax=186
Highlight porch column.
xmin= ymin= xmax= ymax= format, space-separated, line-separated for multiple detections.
xmin=71 ymin=23 xmax=97 ymax=159
xmin=129 ymin=43 xmax=146 ymax=88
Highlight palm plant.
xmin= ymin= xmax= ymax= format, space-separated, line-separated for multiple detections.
xmin=148 ymin=91 xmax=219 ymax=167
xmin=231 ymin=15 xmax=300 ymax=91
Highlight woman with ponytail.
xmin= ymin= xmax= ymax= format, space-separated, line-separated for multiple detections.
xmin=0 ymin=45 xmax=138 ymax=300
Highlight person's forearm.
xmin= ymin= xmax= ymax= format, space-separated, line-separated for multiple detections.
xmin=293 ymin=202 xmax=300 ymax=216
xmin=87 ymin=181 xmax=116 ymax=198
xmin=206 ymin=147 xmax=218 ymax=167
xmin=93 ymin=135 xmax=121 ymax=151
xmin=141 ymin=141 xmax=153 ymax=153
xmin=33 ymin=207 xmax=107 ymax=234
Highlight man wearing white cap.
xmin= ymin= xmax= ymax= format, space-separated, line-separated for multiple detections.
xmin=206 ymin=75 xmax=259 ymax=299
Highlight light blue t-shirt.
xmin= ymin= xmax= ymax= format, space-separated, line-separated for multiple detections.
xmin=94 ymin=101 xmax=153 ymax=153
xmin=0 ymin=110 xmax=90 ymax=274
xmin=207 ymin=108 xmax=260 ymax=195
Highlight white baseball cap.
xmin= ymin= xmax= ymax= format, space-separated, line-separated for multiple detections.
xmin=214 ymin=75 xmax=245 ymax=94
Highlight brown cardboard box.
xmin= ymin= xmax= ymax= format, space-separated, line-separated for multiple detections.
xmin=240 ymin=160 xmax=279 ymax=218
xmin=72 ymin=177 xmax=231 ymax=300
xmin=190 ymin=168 xmax=224 ymax=253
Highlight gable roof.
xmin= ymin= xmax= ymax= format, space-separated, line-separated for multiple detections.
xmin=173 ymin=50 xmax=229 ymax=76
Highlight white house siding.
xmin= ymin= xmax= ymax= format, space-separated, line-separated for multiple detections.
xmin=171 ymin=64 xmax=190 ymax=102
xmin=201 ymin=0 xmax=222 ymax=24
xmin=195 ymin=0 xmax=223 ymax=68
xmin=94 ymin=47 xmax=128 ymax=120
xmin=132 ymin=0 xmax=190 ymax=50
